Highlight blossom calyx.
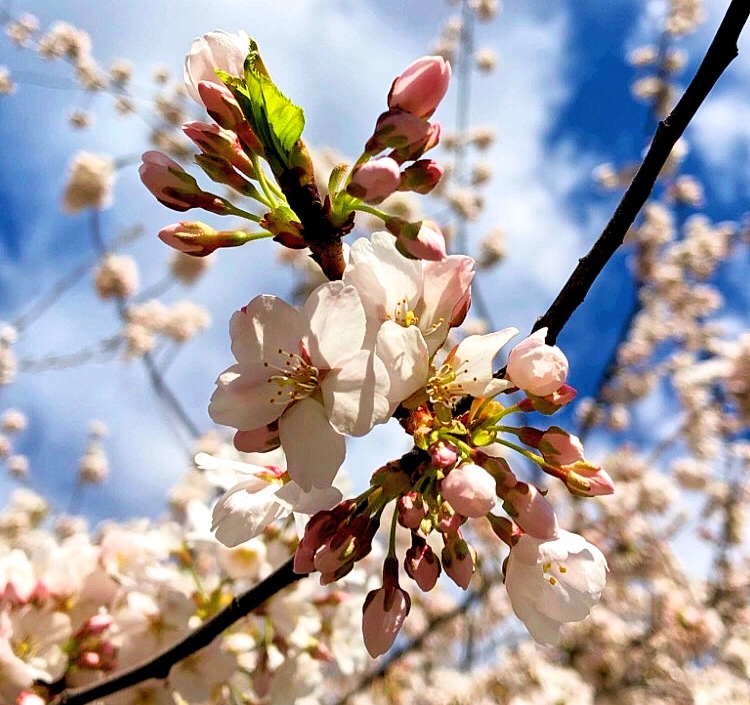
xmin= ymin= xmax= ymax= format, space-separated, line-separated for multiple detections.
xmin=388 ymin=56 xmax=451 ymax=119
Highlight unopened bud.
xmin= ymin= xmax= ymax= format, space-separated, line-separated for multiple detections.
xmin=347 ymin=157 xmax=401 ymax=204
xmin=398 ymin=159 xmax=444 ymax=194
xmin=385 ymin=217 xmax=446 ymax=261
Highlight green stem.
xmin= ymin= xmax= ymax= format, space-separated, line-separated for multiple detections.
xmin=387 ymin=502 xmax=399 ymax=559
xmin=353 ymin=202 xmax=390 ymax=221
xmin=252 ymin=154 xmax=282 ymax=206
xmin=440 ymin=432 xmax=473 ymax=458
xmin=225 ymin=204 xmax=263 ymax=222
xmin=493 ymin=438 xmax=546 ymax=467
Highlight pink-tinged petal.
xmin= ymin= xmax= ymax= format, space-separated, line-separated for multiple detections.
xmin=321 ymin=349 xmax=391 ymax=436
xmin=303 ymin=282 xmax=367 ymax=369
xmin=208 ymin=364 xmax=285 ymax=430
xmin=279 ymin=398 xmax=346 ymax=491
xmin=194 ymin=452 xmax=270 ymax=488
xmin=234 ymin=423 xmax=280 ymax=453
xmin=419 ymin=255 xmax=475 ymax=354
xmin=441 ymin=464 xmax=496 ymax=518
xmin=211 ymin=482 xmax=286 ymax=547
xmin=506 ymin=328 xmax=569 ymax=397
xmin=229 ymin=295 xmax=305 ymax=367
xmin=184 ymin=30 xmax=249 ymax=104
xmin=344 ymin=233 xmax=422 ymax=323
xmin=375 ymin=321 xmax=430 ymax=408
xmin=505 ymin=583 xmax=563 ymax=645
xmin=450 ymin=328 xmax=518 ymax=397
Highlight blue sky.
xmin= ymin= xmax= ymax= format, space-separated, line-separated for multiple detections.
xmin=0 ymin=0 xmax=748 ymax=523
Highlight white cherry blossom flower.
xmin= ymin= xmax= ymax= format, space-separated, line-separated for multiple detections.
xmin=344 ymin=233 xmax=475 ymax=406
xmin=183 ymin=29 xmax=249 ymax=104
xmin=505 ymin=530 xmax=608 ymax=645
xmin=209 ymin=281 xmax=389 ymax=490
xmin=195 ymin=453 xmax=341 ymax=547
xmin=426 ymin=328 xmax=518 ymax=406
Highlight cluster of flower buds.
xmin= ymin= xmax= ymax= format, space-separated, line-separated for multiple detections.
xmin=143 ymin=30 xmax=452 ymax=266
xmin=340 ymin=56 xmax=451 ymax=259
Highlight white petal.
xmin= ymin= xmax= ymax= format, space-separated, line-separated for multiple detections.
xmin=321 ymin=349 xmax=391 ymax=436
xmin=211 ymin=483 xmax=286 ymax=547
xmin=303 ymin=282 xmax=366 ymax=369
xmin=208 ymin=363 xmax=285 ymax=430
xmin=275 ymin=482 xmax=342 ymax=514
xmin=230 ymin=295 xmax=305 ymax=367
xmin=279 ymin=398 xmax=346 ymax=491
xmin=375 ymin=321 xmax=430 ymax=406
xmin=345 ymin=234 xmax=421 ymax=323
xmin=451 ymin=328 xmax=518 ymax=397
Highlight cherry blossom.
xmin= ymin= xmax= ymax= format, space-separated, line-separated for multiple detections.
xmin=208 ymin=282 xmax=390 ymax=490
xmin=183 ymin=30 xmax=250 ymax=104
xmin=195 ymin=453 xmax=341 ymax=547
xmin=505 ymin=530 xmax=608 ymax=645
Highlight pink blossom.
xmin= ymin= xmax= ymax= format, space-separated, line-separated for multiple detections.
xmin=365 ymin=109 xmax=432 ymax=155
xmin=429 ymin=441 xmax=458 ymax=468
xmin=362 ymin=583 xmax=411 ymax=657
xmin=386 ymin=217 xmax=447 ymax=261
xmin=506 ymin=327 xmax=569 ymax=396
xmin=505 ymin=530 xmax=608 ymax=645
xmin=441 ymin=463 xmax=497 ymax=518
xmin=347 ymin=157 xmax=401 ymax=204
xmin=405 ymin=539 xmax=441 ymax=592
xmin=399 ymin=158 xmax=444 ymax=194
xmin=208 ymin=283 xmax=390 ymax=490
xmin=398 ymin=491 xmax=427 ymax=530
xmin=388 ymin=56 xmax=451 ymax=119
xmin=196 ymin=80 xmax=245 ymax=130
xmin=441 ymin=531 xmax=476 ymax=590
xmin=502 ymin=482 xmax=559 ymax=540
xmin=139 ymin=151 xmax=225 ymax=213
xmin=539 ymin=426 xmax=585 ymax=466
xmin=184 ymin=30 xmax=250 ymax=105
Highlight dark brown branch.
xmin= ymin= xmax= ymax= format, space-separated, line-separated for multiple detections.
xmin=533 ymin=0 xmax=750 ymax=345
xmin=53 ymin=558 xmax=304 ymax=705
xmin=51 ymin=4 xmax=750 ymax=704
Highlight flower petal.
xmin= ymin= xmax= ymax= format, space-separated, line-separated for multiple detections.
xmin=208 ymin=364 xmax=285 ymax=430
xmin=375 ymin=321 xmax=430 ymax=407
xmin=279 ymin=398 xmax=346 ymax=491
xmin=303 ymin=282 xmax=366 ymax=369
xmin=451 ymin=328 xmax=518 ymax=397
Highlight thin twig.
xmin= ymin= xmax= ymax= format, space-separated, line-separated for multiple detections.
xmin=533 ymin=0 xmax=750 ymax=345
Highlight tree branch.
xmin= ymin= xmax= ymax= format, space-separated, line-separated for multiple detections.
xmin=52 ymin=558 xmax=304 ymax=705
xmin=534 ymin=0 xmax=750 ymax=345
xmin=50 ymin=3 xmax=750 ymax=703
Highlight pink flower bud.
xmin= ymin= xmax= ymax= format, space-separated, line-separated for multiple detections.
xmin=158 ymin=222 xmax=254 ymax=257
xmin=365 ymin=109 xmax=432 ymax=155
xmin=197 ymin=80 xmax=245 ymax=130
xmin=386 ymin=217 xmax=447 ymax=261
xmin=399 ymin=159 xmax=444 ymax=194
xmin=429 ymin=441 xmax=457 ymax=468
xmin=347 ymin=157 xmax=401 ymax=204
xmin=475 ymin=453 xmax=518 ymax=492
xmin=441 ymin=463 xmax=497 ymax=518
xmin=388 ymin=122 xmax=441 ymax=163
xmin=183 ymin=121 xmax=255 ymax=178
xmin=398 ymin=491 xmax=427 ymax=530
xmin=75 ymin=613 xmax=114 ymax=639
xmin=139 ymin=151 xmax=229 ymax=214
xmin=441 ymin=531 xmax=475 ymax=590
xmin=539 ymin=427 xmax=585 ymax=466
xmin=405 ymin=537 xmax=441 ymax=591
xmin=388 ymin=56 xmax=451 ymax=119
xmin=294 ymin=505 xmax=349 ymax=574
xmin=362 ymin=583 xmax=411 ymax=657
xmin=564 ymin=463 xmax=616 ymax=497
xmin=506 ymin=327 xmax=569 ymax=396
xmin=502 ymin=482 xmax=559 ymax=540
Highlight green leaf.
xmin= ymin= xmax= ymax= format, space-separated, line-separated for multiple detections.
xmin=217 ymin=39 xmax=305 ymax=178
